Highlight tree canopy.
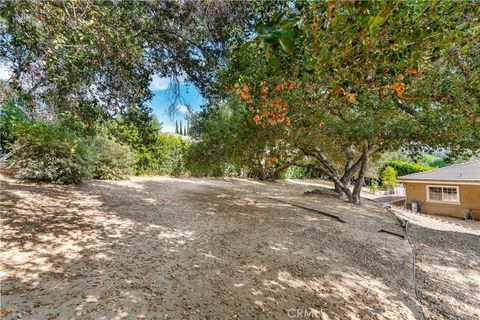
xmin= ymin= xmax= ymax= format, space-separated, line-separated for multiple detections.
xmin=0 ymin=0 xmax=478 ymax=200
xmin=214 ymin=0 xmax=479 ymax=203
xmin=0 ymin=0 xmax=249 ymax=118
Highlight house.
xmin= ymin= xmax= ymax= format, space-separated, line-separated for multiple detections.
xmin=398 ymin=159 xmax=480 ymax=219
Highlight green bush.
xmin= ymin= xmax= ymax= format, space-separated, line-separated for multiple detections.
xmin=381 ymin=166 xmax=398 ymax=192
xmin=152 ymin=134 xmax=190 ymax=175
xmin=0 ymin=100 xmax=28 ymax=153
xmin=89 ymin=132 xmax=136 ymax=180
xmin=184 ymin=140 xmax=237 ymax=177
xmin=11 ymin=122 xmax=93 ymax=184
xmin=278 ymin=166 xmax=320 ymax=179
xmin=419 ymin=154 xmax=448 ymax=168
xmin=382 ymin=160 xmax=434 ymax=177
xmin=369 ymin=180 xmax=379 ymax=193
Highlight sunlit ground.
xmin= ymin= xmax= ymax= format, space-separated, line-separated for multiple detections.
xmin=1 ymin=176 xmax=478 ymax=319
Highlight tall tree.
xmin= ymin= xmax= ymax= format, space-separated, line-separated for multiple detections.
xmin=221 ymin=1 xmax=479 ymax=203
xmin=0 ymin=0 xmax=250 ymax=119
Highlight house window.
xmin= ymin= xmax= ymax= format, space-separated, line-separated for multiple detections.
xmin=427 ymin=186 xmax=460 ymax=203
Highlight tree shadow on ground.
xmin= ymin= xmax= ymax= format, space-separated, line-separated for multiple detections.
xmin=408 ymin=223 xmax=480 ymax=320
xmin=2 ymin=177 xmax=474 ymax=319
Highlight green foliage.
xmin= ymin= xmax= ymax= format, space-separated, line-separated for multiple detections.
xmin=185 ymin=142 xmax=243 ymax=178
xmin=89 ymin=132 xmax=136 ymax=180
xmin=419 ymin=154 xmax=448 ymax=168
xmin=220 ymin=1 xmax=478 ymax=197
xmin=106 ymin=107 xmax=190 ymax=175
xmin=1 ymin=1 xmax=247 ymax=118
xmin=0 ymin=99 xmax=28 ymax=153
xmin=383 ymin=160 xmax=434 ymax=177
xmin=369 ymin=180 xmax=379 ymax=193
xmin=9 ymin=114 xmax=139 ymax=183
xmin=151 ymin=134 xmax=190 ymax=175
xmin=381 ymin=166 xmax=398 ymax=192
xmin=11 ymin=121 xmax=93 ymax=184
xmin=278 ymin=166 xmax=320 ymax=180
xmin=185 ymin=100 xmax=299 ymax=180
xmin=185 ymin=107 xmax=242 ymax=177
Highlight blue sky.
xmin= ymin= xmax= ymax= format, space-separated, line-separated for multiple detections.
xmin=0 ymin=66 xmax=204 ymax=133
xmin=147 ymin=75 xmax=204 ymax=133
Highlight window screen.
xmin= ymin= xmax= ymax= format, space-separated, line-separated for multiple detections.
xmin=428 ymin=186 xmax=459 ymax=202
xmin=442 ymin=187 xmax=458 ymax=202
xmin=428 ymin=187 xmax=443 ymax=201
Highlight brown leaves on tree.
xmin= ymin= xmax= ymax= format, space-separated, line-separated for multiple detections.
xmin=331 ymin=87 xmax=357 ymax=104
xmin=236 ymin=81 xmax=295 ymax=127
xmin=267 ymin=155 xmax=277 ymax=168
xmin=257 ymin=98 xmax=290 ymax=126
xmin=237 ymin=85 xmax=253 ymax=103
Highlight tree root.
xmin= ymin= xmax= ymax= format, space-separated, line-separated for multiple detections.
xmin=266 ymin=196 xmax=346 ymax=223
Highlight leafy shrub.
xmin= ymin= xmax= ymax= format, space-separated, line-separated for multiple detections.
xmin=185 ymin=140 xmax=238 ymax=177
xmin=381 ymin=166 xmax=398 ymax=192
xmin=369 ymin=180 xmax=379 ymax=193
xmin=152 ymin=134 xmax=190 ymax=175
xmin=419 ymin=154 xmax=448 ymax=168
xmin=382 ymin=160 xmax=434 ymax=177
xmin=89 ymin=132 xmax=136 ymax=180
xmin=0 ymin=100 xmax=28 ymax=153
xmin=278 ymin=166 xmax=321 ymax=179
xmin=11 ymin=122 xmax=93 ymax=184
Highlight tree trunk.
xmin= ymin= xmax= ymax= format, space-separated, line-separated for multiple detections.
xmin=267 ymin=164 xmax=290 ymax=182
xmin=334 ymin=183 xmax=344 ymax=196
xmin=335 ymin=147 xmax=362 ymax=197
xmin=352 ymin=144 xmax=369 ymax=205
xmin=314 ymin=155 xmax=354 ymax=202
xmin=258 ymin=163 xmax=267 ymax=181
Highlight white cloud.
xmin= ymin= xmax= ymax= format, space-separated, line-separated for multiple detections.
xmin=150 ymin=75 xmax=171 ymax=91
xmin=150 ymin=74 xmax=186 ymax=91
xmin=0 ymin=63 xmax=11 ymax=80
xmin=162 ymin=125 xmax=176 ymax=133
xmin=177 ymin=104 xmax=189 ymax=113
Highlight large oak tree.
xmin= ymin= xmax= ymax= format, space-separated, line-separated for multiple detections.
xmin=222 ymin=0 xmax=479 ymax=204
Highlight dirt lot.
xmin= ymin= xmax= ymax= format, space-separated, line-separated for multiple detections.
xmin=1 ymin=176 xmax=479 ymax=320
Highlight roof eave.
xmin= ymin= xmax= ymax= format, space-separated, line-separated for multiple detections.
xmin=398 ymin=178 xmax=480 ymax=185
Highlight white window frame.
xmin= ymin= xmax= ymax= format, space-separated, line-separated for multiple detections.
xmin=426 ymin=185 xmax=460 ymax=204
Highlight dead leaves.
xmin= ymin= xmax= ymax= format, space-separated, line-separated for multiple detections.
xmin=391 ymin=82 xmax=405 ymax=97
xmin=267 ymin=156 xmax=277 ymax=168
xmin=253 ymin=98 xmax=291 ymax=127
xmin=238 ymin=85 xmax=253 ymax=103
xmin=0 ymin=309 xmax=12 ymax=317
xmin=344 ymin=92 xmax=357 ymax=104
xmin=406 ymin=66 xmax=419 ymax=75
xmin=331 ymin=87 xmax=357 ymax=104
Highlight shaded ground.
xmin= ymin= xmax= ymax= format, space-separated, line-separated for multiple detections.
xmin=0 ymin=176 xmax=478 ymax=319
xmin=392 ymin=208 xmax=480 ymax=320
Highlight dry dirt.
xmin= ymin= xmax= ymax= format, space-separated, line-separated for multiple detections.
xmin=1 ymin=176 xmax=479 ymax=320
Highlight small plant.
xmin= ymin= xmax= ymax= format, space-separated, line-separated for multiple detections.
xmin=381 ymin=166 xmax=398 ymax=193
xmin=369 ymin=180 xmax=379 ymax=193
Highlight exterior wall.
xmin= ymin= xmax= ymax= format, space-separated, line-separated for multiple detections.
xmin=404 ymin=182 xmax=480 ymax=219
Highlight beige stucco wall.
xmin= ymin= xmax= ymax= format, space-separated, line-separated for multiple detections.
xmin=404 ymin=182 xmax=480 ymax=219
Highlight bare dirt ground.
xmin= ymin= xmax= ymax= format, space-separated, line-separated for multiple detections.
xmin=1 ymin=176 xmax=479 ymax=320
xmin=391 ymin=208 xmax=480 ymax=320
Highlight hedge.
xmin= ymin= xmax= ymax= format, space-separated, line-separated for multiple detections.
xmin=382 ymin=160 xmax=434 ymax=177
